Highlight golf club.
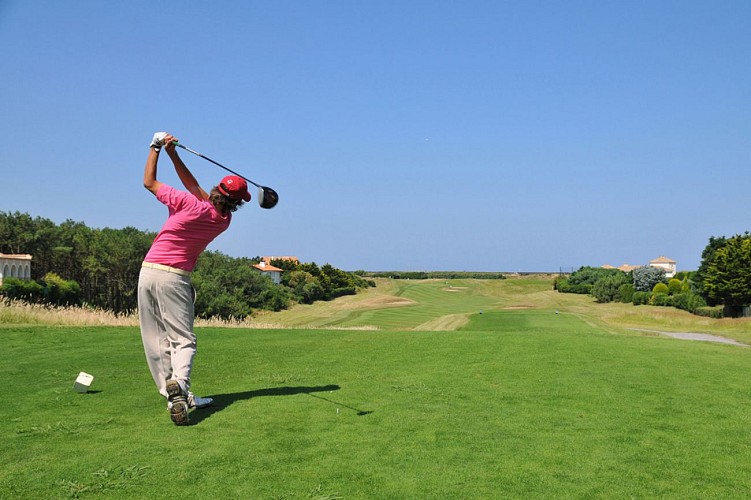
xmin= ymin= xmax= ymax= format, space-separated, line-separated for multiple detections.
xmin=174 ymin=142 xmax=279 ymax=209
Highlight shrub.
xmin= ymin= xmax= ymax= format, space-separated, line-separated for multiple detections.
xmin=568 ymin=267 xmax=624 ymax=286
xmin=689 ymin=293 xmax=708 ymax=311
xmin=1 ymin=275 xmax=82 ymax=307
xmin=667 ymin=278 xmax=682 ymax=295
xmin=257 ymin=285 xmax=291 ymax=312
xmin=555 ymin=277 xmax=592 ymax=294
xmin=671 ymin=292 xmax=689 ymax=311
xmin=592 ymin=273 xmax=629 ymax=303
xmin=553 ymin=277 xmax=567 ymax=290
xmin=632 ymin=291 xmax=650 ymax=305
xmin=42 ymin=272 xmax=81 ymax=306
xmin=652 ymin=293 xmax=673 ymax=307
xmin=695 ymin=306 xmax=724 ymax=319
xmin=653 ymin=282 xmax=669 ymax=295
xmin=0 ymin=278 xmax=44 ymax=302
xmin=330 ymin=286 xmax=356 ymax=299
xmin=557 ymin=267 xmax=628 ymax=295
xmin=557 ymin=281 xmax=592 ymax=294
xmin=619 ymin=284 xmax=634 ymax=303
xmin=633 ymin=266 xmax=667 ymax=292
xmin=672 ymin=292 xmax=708 ymax=314
xmin=285 ymin=270 xmax=324 ymax=304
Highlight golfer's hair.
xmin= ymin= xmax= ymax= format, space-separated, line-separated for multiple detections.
xmin=209 ymin=187 xmax=245 ymax=214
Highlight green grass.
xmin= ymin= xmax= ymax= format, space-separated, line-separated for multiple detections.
xmin=3 ymin=303 xmax=751 ymax=498
xmin=339 ymin=280 xmax=498 ymax=329
xmin=258 ymin=277 xmax=751 ymax=345
xmin=256 ymin=278 xmax=552 ymax=330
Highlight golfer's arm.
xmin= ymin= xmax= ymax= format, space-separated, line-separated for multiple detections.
xmin=143 ymin=148 xmax=163 ymax=195
xmin=167 ymin=150 xmax=209 ymax=201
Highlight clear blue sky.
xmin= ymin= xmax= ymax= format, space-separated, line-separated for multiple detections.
xmin=1 ymin=1 xmax=749 ymax=272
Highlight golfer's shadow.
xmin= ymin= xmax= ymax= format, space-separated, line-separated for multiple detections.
xmin=189 ymin=384 xmax=371 ymax=424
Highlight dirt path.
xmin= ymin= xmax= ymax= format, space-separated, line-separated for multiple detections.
xmin=628 ymin=328 xmax=749 ymax=347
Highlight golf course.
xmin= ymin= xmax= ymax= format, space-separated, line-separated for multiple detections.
xmin=2 ymin=276 xmax=751 ymax=498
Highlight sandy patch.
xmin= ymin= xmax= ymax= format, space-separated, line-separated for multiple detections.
xmin=356 ymin=295 xmax=415 ymax=308
xmin=503 ymin=305 xmax=535 ymax=310
xmin=414 ymin=313 xmax=470 ymax=331
xmin=628 ymin=328 xmax=748 ymax=347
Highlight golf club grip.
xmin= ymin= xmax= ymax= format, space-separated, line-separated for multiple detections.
xmin=175 ymin=143 xmax=261 ymax=188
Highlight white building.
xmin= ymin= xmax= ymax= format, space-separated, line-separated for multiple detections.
xmin=649 ymin=256 xmax=677 ymax=278
xmin=601 ymin=256 xmax=677 ymax=278
xmin=253 ymin=261 xmax=284 ymax=284
xmin=0 ymin=254 xmax=32 ymax=286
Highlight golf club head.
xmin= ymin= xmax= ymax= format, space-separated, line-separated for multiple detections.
xmin=258 ymin=186 xmax=279 ymax=209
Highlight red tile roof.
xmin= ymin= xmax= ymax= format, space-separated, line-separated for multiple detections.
xmin=254 ymin=263 xmax=284 ymax=272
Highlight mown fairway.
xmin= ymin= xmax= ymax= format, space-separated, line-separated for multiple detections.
xmin=2 ymin=278 xmax=751 ymax=498
xmin=253 ymin=277 xmax=751 ymax=343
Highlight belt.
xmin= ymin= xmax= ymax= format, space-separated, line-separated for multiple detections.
xmin=142 ymin=262 xmax=192 ymax=277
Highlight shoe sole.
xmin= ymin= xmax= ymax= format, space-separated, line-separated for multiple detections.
xmin=166 ymin=380 xmax=189 ymax=426
xmin=170 ymin=401 xmax=189 ymax=426
xmin=191 ymin=398 xmax=214 ymax=409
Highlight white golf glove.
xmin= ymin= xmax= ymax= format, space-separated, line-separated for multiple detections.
xmin=150 ymin=132 xmax=169 ymax=151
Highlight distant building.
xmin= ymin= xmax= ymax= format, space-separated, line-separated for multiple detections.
xmin=649 ymin=256 xmax=677 ymax=278
xmin=0 ymin=254 xmax=32 ymax=286
xmin=601 ymin=256 xmax=677 ymax=278
xmin=253 ymin=261 xmax=284 ymax=284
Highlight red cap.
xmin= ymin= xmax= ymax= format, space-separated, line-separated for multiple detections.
xmin=218 ymin=175 xmax=251 ymax=202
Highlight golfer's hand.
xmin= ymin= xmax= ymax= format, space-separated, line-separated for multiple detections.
xmin=163 ymin=134 xmax=178 ymax=154
xmin=150 ymin=132 xmax=169 ymax=151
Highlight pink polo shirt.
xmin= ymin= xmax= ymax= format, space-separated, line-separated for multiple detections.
xmin=143 ymin=185 xmax=231 ymax=271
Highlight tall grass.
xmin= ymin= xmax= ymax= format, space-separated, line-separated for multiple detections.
xmin=0 ymin=300 xmax=139 ymax=327
xmin=0 ymin=300 xmax=275 ymax=329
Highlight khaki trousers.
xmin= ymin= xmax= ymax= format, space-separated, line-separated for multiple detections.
xmin=137 ymin=266 xmax=196 ymax=398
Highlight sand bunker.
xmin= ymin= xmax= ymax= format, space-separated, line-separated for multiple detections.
xmin=629 ymin=328 xmax=748 ymax=347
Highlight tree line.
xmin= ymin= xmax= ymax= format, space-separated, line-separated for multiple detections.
xmin=0 ymin=211 xmax=372 ymax=319
xmin=555 ymin=233 xmax=751 ymax=318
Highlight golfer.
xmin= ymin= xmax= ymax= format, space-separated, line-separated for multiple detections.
xmin=138 ymin=132 xmax=250 ymax=425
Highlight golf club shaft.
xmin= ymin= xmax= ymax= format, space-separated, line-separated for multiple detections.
xmin=174 ymin=143 xmax=261 ymax=188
